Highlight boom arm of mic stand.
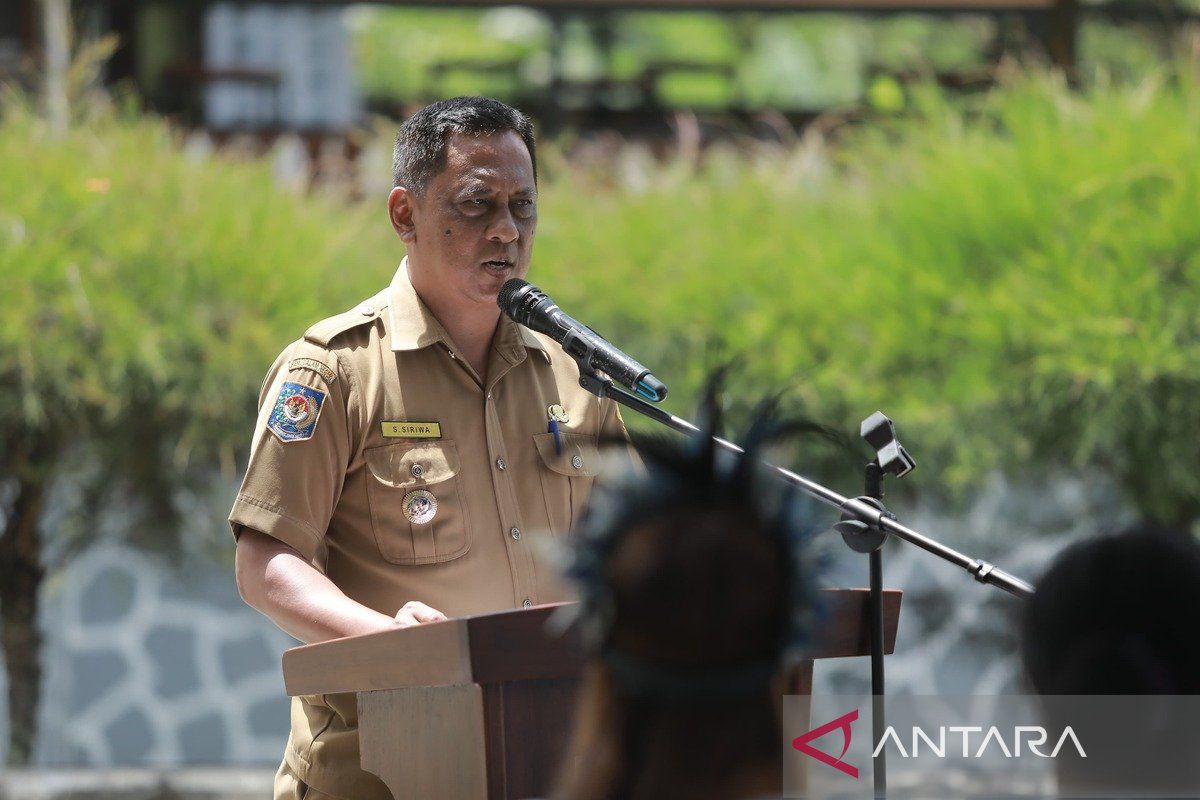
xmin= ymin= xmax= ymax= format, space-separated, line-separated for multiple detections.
xmin=577 ymin=370 xmax=1035 ymax=600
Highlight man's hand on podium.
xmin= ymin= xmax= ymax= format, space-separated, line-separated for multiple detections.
xmin=393 ymin=600 xmax=448 ymax=628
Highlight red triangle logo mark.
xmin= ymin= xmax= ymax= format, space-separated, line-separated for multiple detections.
xmin=791 ymin=708 xmax=860 ymax=779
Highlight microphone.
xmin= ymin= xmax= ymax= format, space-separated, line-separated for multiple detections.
xmin=498 ymin=279 xmax=668 ymax=402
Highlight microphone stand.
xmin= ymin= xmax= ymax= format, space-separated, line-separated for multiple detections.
xmin=575 ymin=369 xmax=1035 ymax=598
xmin=574 ymin=369 xmax=1034 ymax=796
xmin=835 ymin=416 xmax=910 ymax=800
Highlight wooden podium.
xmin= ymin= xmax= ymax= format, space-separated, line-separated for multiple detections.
xmin=283 ymin=588 xmax=901 ymax=800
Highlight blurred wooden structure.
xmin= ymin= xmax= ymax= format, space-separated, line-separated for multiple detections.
xmin=8 ymin=0 xmax=1199 ymax=138
xmin=1 ymin=0 xmax=37 ymax=82
xmin=10 ymin=0 xmax=1071 ymax=107
xmin=283 ymin=589 xmax=901 ymax=800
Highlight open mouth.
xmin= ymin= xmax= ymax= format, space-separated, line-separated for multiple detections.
xmin=482 ymin=259 xmax=514 ymax=274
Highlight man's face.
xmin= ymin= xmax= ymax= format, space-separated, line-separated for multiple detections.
xmin=391 ymin=131 xmax=537 ymax=308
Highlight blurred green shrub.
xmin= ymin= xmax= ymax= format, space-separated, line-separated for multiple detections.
xmin=532 ymin=66 xmax=1200 ymax=526
xmin=4 ymin=65 xmax=1199 ymax=537
xmin=0 ymin=93 xmax=394 ymax=536
xmin=349 ymin=7 xmax=551 ymax=105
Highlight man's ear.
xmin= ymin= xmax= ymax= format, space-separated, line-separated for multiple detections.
xmin=388 ymin=186 xmax=417 ymax=244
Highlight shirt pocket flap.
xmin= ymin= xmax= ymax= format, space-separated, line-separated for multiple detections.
xmin=533 ymin=432 xmax=599 ymax=477
xmin=364 ymin=441 xmax=460 ymax=488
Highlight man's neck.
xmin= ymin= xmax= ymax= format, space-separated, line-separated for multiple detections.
xmin=416 ymin=290 xmax=500 ymax=382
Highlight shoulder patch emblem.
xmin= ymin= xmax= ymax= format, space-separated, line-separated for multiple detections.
xmin=288 ymin=357 xmax=336 ymax=386
xmin=267 ymin=382 xmax=327 ymax=442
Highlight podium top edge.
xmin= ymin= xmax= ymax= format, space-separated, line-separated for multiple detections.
xmin=282 ymin=589 xmax=902 ymax=695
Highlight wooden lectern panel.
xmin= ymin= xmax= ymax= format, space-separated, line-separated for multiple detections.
xmin=359 ymin=684 xmax=487 ymax=800
xmin=483 ymin=678 xmax=580 ymax=800
xmin=819 ymin=587 xmax=902 ymax=658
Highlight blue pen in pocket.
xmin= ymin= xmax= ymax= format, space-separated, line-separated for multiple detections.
xmin=547 ymin=404 xmax=567 ymax=455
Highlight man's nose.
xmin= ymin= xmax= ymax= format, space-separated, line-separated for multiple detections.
xmin=487 ymin=208 xmax=519 ymax=244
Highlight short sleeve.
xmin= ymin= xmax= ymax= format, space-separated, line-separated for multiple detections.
xmin=228 ymin=340 xmax=353 ymax=562
xmin=598 ymin=398 xmax=629 ymax=443
xmin=596 ymin=398 xmax=645 ymax=480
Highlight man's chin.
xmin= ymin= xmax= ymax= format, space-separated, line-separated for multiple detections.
xmin=467 ymin=280 xmax=509 ymax=308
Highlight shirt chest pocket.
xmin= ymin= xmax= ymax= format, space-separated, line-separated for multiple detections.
xmin=363 ymin=440 xmax=472 ymax=565
xmin=533 ymin=432 xmax=599 ymax=538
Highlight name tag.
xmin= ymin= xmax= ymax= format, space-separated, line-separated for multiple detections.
xmin=382 ymin=421 xmax=441 ymax=439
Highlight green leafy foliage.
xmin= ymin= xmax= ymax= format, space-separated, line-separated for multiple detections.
xmin=530 ymin=67 xmax=1200 ymax=523
xmin=349 ymin=7 xmax=552 ymax=105
xmin=3 ymin=64 xmax=1199 ymax=548
xmin=0 ymin=93 xmax=394 ymax=550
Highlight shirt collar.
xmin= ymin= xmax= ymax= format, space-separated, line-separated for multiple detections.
xmin=387 ymin=257 xmax=551 ymax=363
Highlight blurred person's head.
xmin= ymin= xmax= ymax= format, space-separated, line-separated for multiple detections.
xmin=1021 ymin=524 xmax=1200 ymax=796
xmin=553 ymin=385 xmax=823 ymax=800
xmin=1021 ymin=523 xmax=1200 ymax=695
xmin=387 ymin=97 xmax=538 ymax=310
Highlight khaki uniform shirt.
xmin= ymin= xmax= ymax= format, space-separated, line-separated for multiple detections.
xmin=229 ymin=260 xmax=625 ymax=799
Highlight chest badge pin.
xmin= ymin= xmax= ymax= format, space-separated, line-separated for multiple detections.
xmin=402 ymin=489 xmax=438 ymax=525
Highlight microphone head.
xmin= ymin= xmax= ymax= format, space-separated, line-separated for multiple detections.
xmin=498 ymin=278 xmax=533 ymax=319
xmin=498 ymin=277 xmax=556 ymax=329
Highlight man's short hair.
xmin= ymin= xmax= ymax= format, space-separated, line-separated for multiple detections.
xmin=391 ymin=96 xmax=537 ymax=194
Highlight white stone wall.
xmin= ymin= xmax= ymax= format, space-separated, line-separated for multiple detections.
xmin=0 ymin=543 xmax=294 ymax=766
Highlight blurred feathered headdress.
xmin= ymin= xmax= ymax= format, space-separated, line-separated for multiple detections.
xmin=559 ymin=373 xmax=834 ymax=700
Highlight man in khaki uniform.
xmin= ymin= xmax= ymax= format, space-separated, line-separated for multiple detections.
xmin=231 ymin=97 xmax=625 ymax=800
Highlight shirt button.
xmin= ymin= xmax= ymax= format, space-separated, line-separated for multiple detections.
xmin=571 ymin=455 xmax=584 ymax=470
xmin=448 ymin=351 xmax=457 ymax=360
xmin=486 ymin=392 xmax=493 ymax=401
xmin=410 ymin=463 xmax=424 ymax=479
xmin=510 ymin=527 xmax=521 ymax=540
xmin=360 ymin=305 xmax=374 ymax=316
xmin=495 ymin=458 xmax=506 ymax=470
xmin=522 ymin=598 xmax=533 ymax=608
